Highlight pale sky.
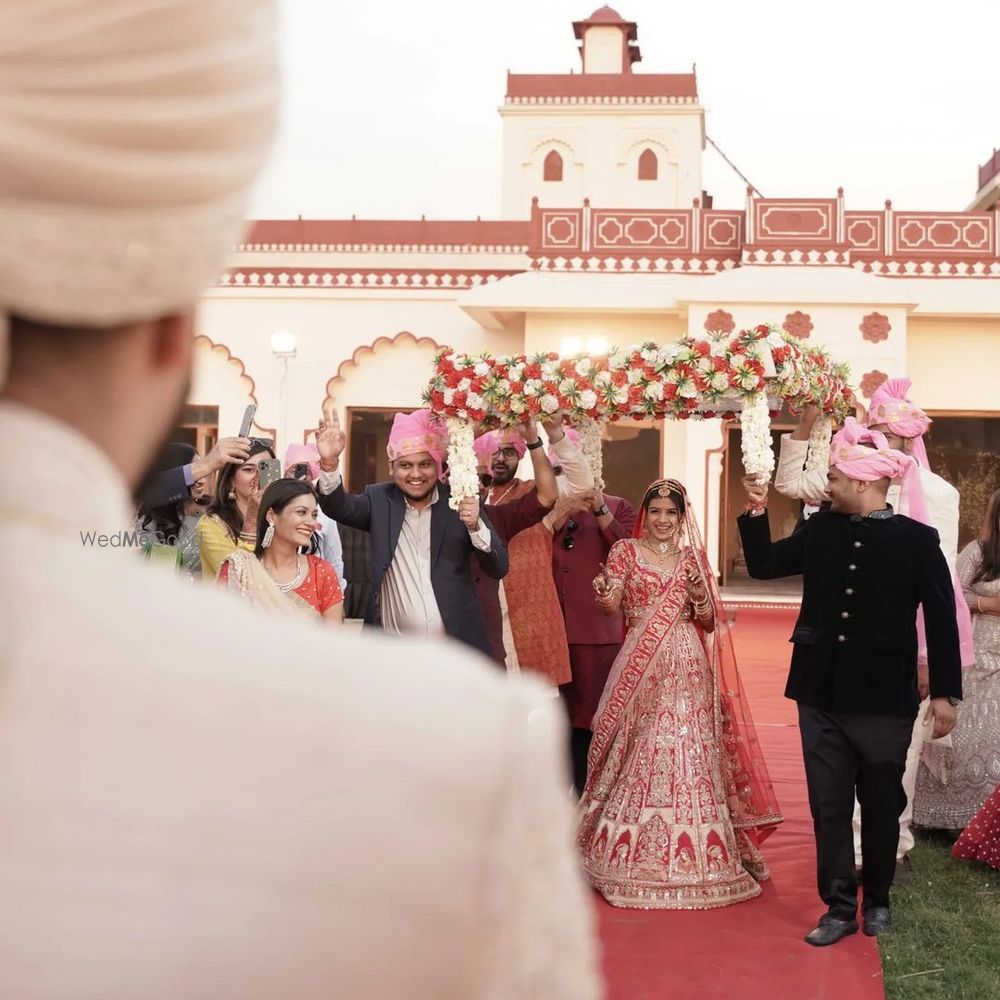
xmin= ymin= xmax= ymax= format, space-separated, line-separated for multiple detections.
xmin=251 ymin=0 xmax=995 ymax=220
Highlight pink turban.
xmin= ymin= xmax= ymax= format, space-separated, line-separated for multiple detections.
xmin=473 ymin=429 xmax=526 ymax=468
xmin=387 ymin=409 xmax=447 ymax=477
xmin=830 ymin=417 xmax=916 ymax=483
xmin=867 ymin=377 xmax=931 ymax=470
xmin=547 ymin=426 xmax=580 ymax=467
xmin=284 ymin=443 xmax=321 ymax=480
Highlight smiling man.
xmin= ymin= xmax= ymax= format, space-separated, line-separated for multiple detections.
xmin=738 ymin=418 xmax=961 ymax=946
xmin=315 ymin=406 xmax=508 ymax=654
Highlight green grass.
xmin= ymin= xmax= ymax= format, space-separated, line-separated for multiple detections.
xmin=881 ymin=829 xmax=1000 ymax=1000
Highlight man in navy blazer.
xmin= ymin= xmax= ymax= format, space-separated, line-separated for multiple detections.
xmin=314 ymin=406 xmax=507 ymax=656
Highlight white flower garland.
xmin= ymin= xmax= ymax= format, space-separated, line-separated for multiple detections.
xmin=805 ymin=414 xmax=834 ymax=473
xmin=739 ymin=392 xmax=775 ymax=482
xmin=576 ymin=416 xmax=606 ymax=490
xmin=444 ymin=417 xmax=478 ymax=510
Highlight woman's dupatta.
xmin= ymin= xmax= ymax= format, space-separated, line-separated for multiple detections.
xmin=221 ymin=550 xmax=319 ymax=619
xmin=588 ymin=479 xmax=783 ymax=846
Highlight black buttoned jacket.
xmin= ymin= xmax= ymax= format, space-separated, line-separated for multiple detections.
xmin=738 ymin=508 xmax=962 ymax=717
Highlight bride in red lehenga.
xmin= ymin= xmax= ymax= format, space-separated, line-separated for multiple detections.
xmin=577 ymin=478 xmax=783 ymax=909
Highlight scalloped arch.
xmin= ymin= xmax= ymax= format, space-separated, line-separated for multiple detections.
xmin=321 ymin=331 xmax=443 ymax=412
xmin=191 ymin=334 xmax=275 ymax=441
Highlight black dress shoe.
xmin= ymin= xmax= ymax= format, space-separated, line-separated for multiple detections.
xmin=863 ymin=907 xmax=892 ymax=936
xmin=804 ymin=914 xmax=859 ymax=947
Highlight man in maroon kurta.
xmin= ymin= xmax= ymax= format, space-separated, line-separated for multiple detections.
xmin=548 ymin=489 xmax=637 ymax=792
xmin=471 ymin=419 xmax=559 ymax=665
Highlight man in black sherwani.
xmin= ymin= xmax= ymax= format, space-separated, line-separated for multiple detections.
xmin=738 ymin=418 xmax=961 ymax=946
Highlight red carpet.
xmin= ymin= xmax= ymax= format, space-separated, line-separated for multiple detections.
xmin=595 ymin=608 xmax=885 ymax=1000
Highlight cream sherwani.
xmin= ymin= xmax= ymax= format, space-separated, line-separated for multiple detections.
xmin=0 ymin=403 xmax=601 ymax=999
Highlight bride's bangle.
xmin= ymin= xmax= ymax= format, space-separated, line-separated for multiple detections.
xmin=977 ymin=596 xmax=985 ymax=614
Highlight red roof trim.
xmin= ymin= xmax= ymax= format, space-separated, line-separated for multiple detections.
xmin=243 ymin=219 xmax=531 ymax=248
xmin=506 ymin=72 xmax=697 ymax=99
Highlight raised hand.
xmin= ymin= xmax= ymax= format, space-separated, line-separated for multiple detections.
xmin=741 ymin=475 xmax=769 ymax=510
xmin=190 ymin=436 xmax=250 ymax=481
xmin=457 ymin=495 xmax=481 ymax=531
xmin=539 ymin=411 xmax=566 ymax=444
xmin=207 ymin=436 xmax=250 ymax=471
xmin=518 ymin=415 xmax=540 ymax=446
xmin=687 ymin=562 xmax=708 ymax=605
xmin=316 ymin=404 xmax=346 ymax=470
xmin=242 ymin=485 xmax=265 ymax=534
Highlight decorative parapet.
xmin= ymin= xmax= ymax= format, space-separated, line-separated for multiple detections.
xmin=527 ymin=191 xmax=1000 ymax=276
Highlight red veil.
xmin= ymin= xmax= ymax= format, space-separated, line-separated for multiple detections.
xmin=633 ymin=478 xmax=783 ymax=843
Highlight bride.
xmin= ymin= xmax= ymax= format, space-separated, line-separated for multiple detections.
xmin=578 ymin=478 xmax=781 ymax=909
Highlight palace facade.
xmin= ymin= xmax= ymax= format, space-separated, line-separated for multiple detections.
xmin=190 ymin=6 xmax=1000 ymax=580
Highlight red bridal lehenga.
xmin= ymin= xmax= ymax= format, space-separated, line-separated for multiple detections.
xmin=577 ymin=482 xmax=782 ymax=910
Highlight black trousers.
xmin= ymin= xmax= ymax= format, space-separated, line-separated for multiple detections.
xmin=797 ymin=704 xmax=914 ymax=919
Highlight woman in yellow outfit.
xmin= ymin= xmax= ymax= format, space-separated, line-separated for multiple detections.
xmin=198 ymin=441 xmax=275 ymax=578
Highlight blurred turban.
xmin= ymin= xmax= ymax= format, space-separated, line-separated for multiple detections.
xmin=830 ymin=417 xmax=915 ymax=483
xmin=387 ymin=410 xmax=447 ymax=477
xmin=473 ymin=429 xmax=525 ymax=468
xmin=0 ymin=0 xmax=279 ymax=328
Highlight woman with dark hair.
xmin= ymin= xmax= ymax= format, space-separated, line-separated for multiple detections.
xmin=197 ymin=439 xmax=275 ymax=578
xmin=916 ymin=487 xmax=1000 ymax=830
xmin=577 ymin=478 xmax=782 ymax=910
xmin=218 ymin=478 xmax=343 ymax=623
xmin=136 ymin=441 xmax=210 ymax=576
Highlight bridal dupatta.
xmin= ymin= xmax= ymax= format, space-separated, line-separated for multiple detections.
xmin=587 ymin=481 xmax=782 ymax=847
xmin=220 ymin=550 xmax=320 ymax=619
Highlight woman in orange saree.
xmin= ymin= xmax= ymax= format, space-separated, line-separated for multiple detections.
xmin=577 ymin=478 xmax=782 ymax=909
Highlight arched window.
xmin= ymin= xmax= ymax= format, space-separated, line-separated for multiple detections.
xmin=638 ymin=148 xmax=658 ymax=181
xmin=543 ymin=149 xmax=563 ymax=182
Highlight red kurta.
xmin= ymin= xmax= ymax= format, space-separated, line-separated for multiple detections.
xmin=489 ymin=479 xmax=571 ymax=685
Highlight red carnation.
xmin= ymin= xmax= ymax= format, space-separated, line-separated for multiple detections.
xmin=611 ymin=369 xmax=628 ymax=388
xmin=693 ymin=340 xmax=710 ymax=358
xmin=662 ymin=383 xmax=678 ymax=401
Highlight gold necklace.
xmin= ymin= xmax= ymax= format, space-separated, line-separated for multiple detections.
xmin=489 ymin=481 xmax=519 ymax=506
xmin=264 ymin=553 xmax=305 ymax=593
xmin=642 ymin=538 xmax=680 ymax=558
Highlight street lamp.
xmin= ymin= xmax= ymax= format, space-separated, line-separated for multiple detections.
xmin=271 ymin=331 xmax=297 ymax=452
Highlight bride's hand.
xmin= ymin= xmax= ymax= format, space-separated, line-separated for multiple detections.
xmin=686 ymin=563 xmax=708 ymax=606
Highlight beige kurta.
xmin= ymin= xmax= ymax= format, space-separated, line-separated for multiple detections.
xmin=0 ymin=402 xmax=601 ymax=999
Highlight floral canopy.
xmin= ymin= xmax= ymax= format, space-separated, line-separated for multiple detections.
xmin=423 ymin=324 xmax=852 ymax=506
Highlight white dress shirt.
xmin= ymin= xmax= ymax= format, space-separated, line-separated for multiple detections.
xmin=317 ymin=472 xmax=491 ymax=638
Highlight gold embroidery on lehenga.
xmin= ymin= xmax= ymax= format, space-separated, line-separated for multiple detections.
xmin=577 ymin=539 xmax=774 ymax=910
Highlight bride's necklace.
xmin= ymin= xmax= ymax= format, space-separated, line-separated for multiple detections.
xmin=264 ymin=553 xmax=306 ymax=593
xmin=642 ymin=538 xmax=680 ymax=559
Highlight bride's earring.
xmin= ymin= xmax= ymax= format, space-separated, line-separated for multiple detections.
xmin=228 ymin=490 xmax=236 ymax=500
xmin=261 ymin=522 xmax=275 ymax=549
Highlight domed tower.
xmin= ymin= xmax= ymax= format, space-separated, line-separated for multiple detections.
xmin=500 ymin=7 xmax=704 ymax=218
